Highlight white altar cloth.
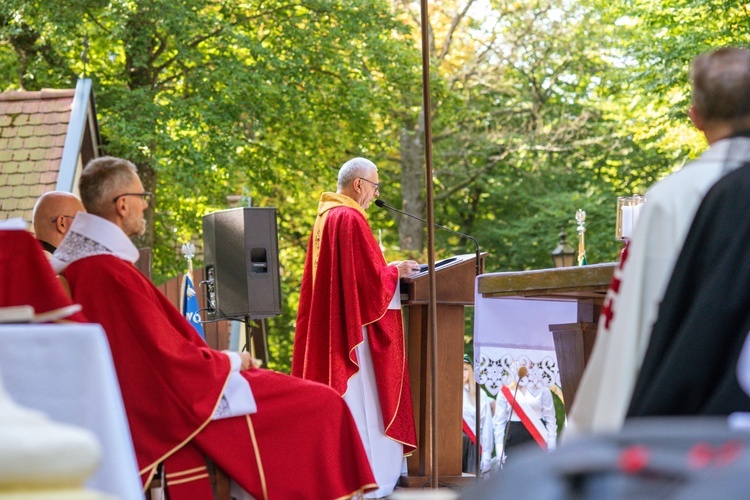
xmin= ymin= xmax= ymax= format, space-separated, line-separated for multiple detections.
xmin=0 ymin=323 xmax=142 ymax=500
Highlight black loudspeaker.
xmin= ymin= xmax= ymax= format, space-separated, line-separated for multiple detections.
xmin=202 ymin=207 xmax=281 ymax=320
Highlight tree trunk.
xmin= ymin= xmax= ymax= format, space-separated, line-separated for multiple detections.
xmin=398 ymin=110 xmax=426 ymax=252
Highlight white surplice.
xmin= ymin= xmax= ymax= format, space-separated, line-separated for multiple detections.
xmin=566 ymin=136 xmax=750 ymax=440
xmin=343 ymin=281 xmax=404 ymax=498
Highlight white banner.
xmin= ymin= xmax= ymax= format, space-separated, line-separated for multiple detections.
xmin=473 ymin=279 xmax=577 ymax=396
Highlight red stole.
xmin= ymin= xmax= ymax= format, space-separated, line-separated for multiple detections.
xmin=64 ymin=255 xmax=231 ymax=485
xmin=293 ymin=196 xmax=417 ymax=453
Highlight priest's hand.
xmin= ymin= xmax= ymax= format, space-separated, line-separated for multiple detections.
xmin=240 ymin=352 xmax=263 ymax=370
xmin=391 ymin=260 xmax=421 ymax=278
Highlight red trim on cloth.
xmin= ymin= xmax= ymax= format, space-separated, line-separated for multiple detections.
xmin=501 ymin=386 xmax=547 ymax=450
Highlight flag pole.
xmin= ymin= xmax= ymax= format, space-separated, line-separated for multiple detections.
xmin=418 ymin=0 xmax=439 ymax=488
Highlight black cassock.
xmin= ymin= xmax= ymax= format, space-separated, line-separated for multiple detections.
xmin=628 ymin=161 xmax=750 ymax=417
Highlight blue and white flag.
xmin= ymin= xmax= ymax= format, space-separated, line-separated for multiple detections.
xmin=181 ymin=271 xmax=205 ymax=341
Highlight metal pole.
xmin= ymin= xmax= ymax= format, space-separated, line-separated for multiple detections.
xmin=475 ymin=381 xmax=481 ymax=477
xmin=418 ymin=0 xmax=438 ymax=489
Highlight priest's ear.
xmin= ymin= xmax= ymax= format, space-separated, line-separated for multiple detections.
xmin=688 ymin=105 xmax=706 ymax=132
xmin=53 ymin=215 xmax=70 ymax=235
xmin=114 ymin=195 xmax=129 ymax=214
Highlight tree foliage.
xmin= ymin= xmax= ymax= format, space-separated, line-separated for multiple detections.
xmin=1 ymin=0 xmax=742 ymax=372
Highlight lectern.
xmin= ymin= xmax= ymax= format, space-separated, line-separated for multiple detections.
xmin=399 ymin=253 xmax=485 ymax=485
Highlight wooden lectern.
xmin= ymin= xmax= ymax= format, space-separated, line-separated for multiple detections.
xmin=399 ymin=253 xmax=485 ymax=486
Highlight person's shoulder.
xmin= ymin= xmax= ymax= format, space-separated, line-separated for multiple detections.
xmin=645 ymin=157 xmax=722 ymax=201
xmin=69 ymin=254 xmax=146 ymax=285
xmin=328 ymin=204 xmax=367 ymax=225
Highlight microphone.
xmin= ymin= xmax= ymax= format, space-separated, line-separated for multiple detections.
xmin=374 ymin=199 xmax=481 ymax=277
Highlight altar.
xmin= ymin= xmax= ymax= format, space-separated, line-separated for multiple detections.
xmin=474 ymin=263 xmax=616 ymax=410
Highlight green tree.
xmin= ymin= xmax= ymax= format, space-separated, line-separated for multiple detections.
xmin=0 ymin=0 xmax=419 ymax=371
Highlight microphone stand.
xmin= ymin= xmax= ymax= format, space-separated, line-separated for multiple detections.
xmin=374 ymin=200 xmax=481 ymax=278
xmin=500 ymin=382 xmax=521 ymax=469
xmin=375 ymin=199 xmax=484 ymax=476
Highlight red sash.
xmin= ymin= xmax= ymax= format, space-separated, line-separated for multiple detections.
xmin=462 ymin=419 xmax=477 ymax=447
xmin=501 ymin=385 xmax=547 ymax=450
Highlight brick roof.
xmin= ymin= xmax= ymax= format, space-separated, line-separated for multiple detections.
xmin=0 ymin=88 xmax=77 ymax=225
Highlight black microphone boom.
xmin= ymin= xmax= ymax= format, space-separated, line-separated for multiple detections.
xmin=374 ymin=199 xmax=481 ymax=277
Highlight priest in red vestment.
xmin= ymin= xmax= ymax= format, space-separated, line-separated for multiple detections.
xmin=0 ymin=222 xmax=85 ymax=323
xmin=293 ymin=157 xmax=419 ymax=498
xmin=52 ymin=156 xmax=376 ymax=500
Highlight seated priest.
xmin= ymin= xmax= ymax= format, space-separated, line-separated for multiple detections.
xmin=0 ymin=220 xmax=85 ymax=323
xmin=31 ymin=191 xmax=85 ymax=257
xmin=50 ymin=156 xmax=377 ymax=500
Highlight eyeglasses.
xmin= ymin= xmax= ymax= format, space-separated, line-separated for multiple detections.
xmin=358 ymin=178 xmax=380 ymax=191
xmin=50 ymin=215 xmax=76 ymax=223
xmin=112 ymin=191 xmax=153 ymax=203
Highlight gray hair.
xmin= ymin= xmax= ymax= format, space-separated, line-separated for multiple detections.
xmin=692 ymin=47 xmax=750 ymax=127
xmin=79 ymin=156 xmax=139 ymax=216
xmin=337 ymin=157 xmax=377 ymax=189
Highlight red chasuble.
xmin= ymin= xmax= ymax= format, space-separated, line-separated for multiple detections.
xmin=293 ymin=193 xmax=417 ymax=453
xmin=65 ymin=253 xmax=376 ymax=499
xmin=0 ymin=230 xmax=86 ymax=322
xmin=64 ymin=254 xmax=231 ymax=483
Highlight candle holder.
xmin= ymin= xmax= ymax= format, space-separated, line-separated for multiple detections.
xmin=616 ymin=194 xmax=646 ymax=241
xmin=576 ymin=209 xmax=587 ymax=266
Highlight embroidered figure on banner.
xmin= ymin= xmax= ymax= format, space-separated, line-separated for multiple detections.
xmin=476 ymin=351 xmax=560 ymax=398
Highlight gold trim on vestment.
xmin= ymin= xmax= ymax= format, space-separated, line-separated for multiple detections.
xmin=333 ymin=482 xmax=380 ymax=500
xmin=166 ymin=473 xmax=210 ymax=486
xmin=165 ymin=465 xmax=207 ymax=478
xmin=246 ymin=414 xmax=269 ymax=500
xmin=139 ymin=363 xmax=233 ymax=492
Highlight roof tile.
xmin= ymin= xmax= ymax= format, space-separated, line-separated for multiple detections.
xmin=5 ymin=101 xmax=23 ymax=114
xmin=24 ymin=172 xmax=40 ymax=184
xmin=23 ymin=136 xmax=41 ymax=149
xmin=18 ymin=197 xmax=36 ymax=211
xmin=18 ymin=125 xmax=35 ymax=138
xmin=1 ymin=198 xmax=18 ymax=211
xmin=12 ymin=185 xmax=31 ymax=198
xmin=45 ymin=147 xmax=64 ymax=160
xmin=39 ymin=171 xmax=58 ymax=184
xmin=43 ymin=113 xmax=59 ymax=125
xmin=6 ymin=169 xmax=22 ymax=183
xmin=29 ymin=148 xmax=45 ymax=160
xmin=12 ymin=150 xmax=30 ymax=162
xmin=46 ymin=123 xmax=68 ymax=136
xmin=1 ymin=127 xmax=17 ymax=138
xmin=17 ymin=160 xmax=34 ymax=173
xmin=22 ymin=101 xmax=40 ymax=114
xmin=39 ymin=99 xmax=70 ymax=113
xmin=1 ymin=86 xmax=83 ymax=224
